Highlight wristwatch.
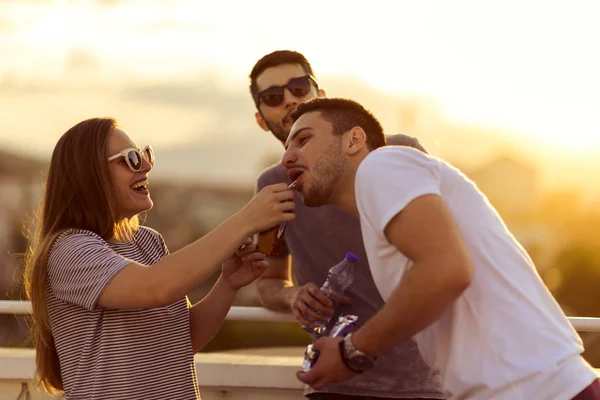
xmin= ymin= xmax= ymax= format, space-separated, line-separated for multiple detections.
xmin=339 ymin=333 xmax=376 ymax=373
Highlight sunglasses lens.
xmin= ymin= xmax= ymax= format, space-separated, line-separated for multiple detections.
xmin=288 ymin=86 xmax=310 ymax=98
xmin=287 ymin=76 xmax=311 ymax=98
xmin=261 ymin=91 xmax=284 ymax=107
xmin=258 ymin=76 xmax=314 ymax=107
xmin=127 ymin=151 xmax=141 ymax=171
xmin=144 ymin=147 xmax=155 ymax=165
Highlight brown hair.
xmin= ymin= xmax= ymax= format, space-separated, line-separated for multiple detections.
xmin=23 ymin=117 xmax=138 ymax=392
xmin=249 ymin=50 xmax=316 ymax=104
xmin=290 ymin=97 xmax=387 ymax=150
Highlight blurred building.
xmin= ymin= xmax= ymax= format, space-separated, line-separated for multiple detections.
xmin=0 ymin=150 xmax=45 ymax=294
xmin=0 ymin=149 xmax=46 ymax=346
xmin=464 ymin=155 xmax=564 ymax=272
xmin=468 ymin=155 xmax=540 ymax=216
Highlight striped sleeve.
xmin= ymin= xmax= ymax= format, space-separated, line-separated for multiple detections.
xmin=150 ymin=227 xmax=170 ymax=256
xmin=47 ymin=232 xmax=132 ymax=311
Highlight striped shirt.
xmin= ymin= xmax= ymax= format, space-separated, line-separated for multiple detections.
xmin=46 ymin=226 xmax=200 ymax=400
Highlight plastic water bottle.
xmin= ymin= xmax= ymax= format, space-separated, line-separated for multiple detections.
xmin=305 ymin=252 xmax=358 ymax=337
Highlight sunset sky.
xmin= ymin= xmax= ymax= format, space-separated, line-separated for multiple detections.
xmin=1 ymin=0 xmax=599 ymax=192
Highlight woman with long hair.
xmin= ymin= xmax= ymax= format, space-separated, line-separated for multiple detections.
xmin=23 ymin=117 xmax=295 ymax=399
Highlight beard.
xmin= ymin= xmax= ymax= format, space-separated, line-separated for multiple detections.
xmin=302 ymin=141 xmax=346 ymax=207
xmin=262 ymin=110 xmax=296 ymax=144
xmin=262 ymin=118 xmax=287 ymax=143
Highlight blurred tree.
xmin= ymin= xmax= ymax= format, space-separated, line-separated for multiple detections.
xmin=552 ymin=245 xmax=600 ymax=317
xmin=550 ymin=244 xmax=600 ymax=367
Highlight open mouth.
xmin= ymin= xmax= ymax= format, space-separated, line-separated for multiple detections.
xmin=131 ymin=180 xmax=149 ymax=194
xmin=287 ymin=168 xmax=304 ymax=187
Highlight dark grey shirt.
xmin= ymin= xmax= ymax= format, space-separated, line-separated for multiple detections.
xmin=256 ymin=135 xmax=446 ymax=398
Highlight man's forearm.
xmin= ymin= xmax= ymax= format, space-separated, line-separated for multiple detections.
xmin=351 ymin=259 xmax=470 ymax=357
xmin=189 ymin=276 xmax=237 ymax=353
xmin=256 ymin=278 xmax=298 ymax=312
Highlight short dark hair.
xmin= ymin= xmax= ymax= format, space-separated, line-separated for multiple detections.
xmin=249 ymin=50 xmax=315 ymax=103
xmin=290 ymin=98 xmax=387 ymax=150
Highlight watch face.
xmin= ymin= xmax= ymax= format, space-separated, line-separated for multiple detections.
xmin=343 ymin=334 xmax=376 ymax=372
xmin=349 ymin=354 xmax=375 ymax=372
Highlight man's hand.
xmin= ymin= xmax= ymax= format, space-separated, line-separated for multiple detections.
xmin=296 ymin=336 xmax=355 ymax=389
xmin=290 ymin=283 xmax=343 ymax=327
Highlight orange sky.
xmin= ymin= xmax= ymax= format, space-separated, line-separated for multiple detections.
xmin=1 ymin=0 xmax=599 ymax=194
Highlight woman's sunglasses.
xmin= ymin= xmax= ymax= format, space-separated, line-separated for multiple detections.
xmin=107 ymin=145 xmax=155 ymax=172
xmin=256 ymin=75 xmax=318 ymax=107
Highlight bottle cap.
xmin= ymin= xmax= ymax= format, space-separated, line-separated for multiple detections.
xmin=345 ymin=252 xmax=359 ymax=263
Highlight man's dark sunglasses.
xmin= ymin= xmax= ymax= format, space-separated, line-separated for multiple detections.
xmin=256 ymin=75 xmax=318 ymax=107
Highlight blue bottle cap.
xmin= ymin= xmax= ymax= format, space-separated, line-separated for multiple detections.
xmin=345 ymin=252 xmax=359 ymax=263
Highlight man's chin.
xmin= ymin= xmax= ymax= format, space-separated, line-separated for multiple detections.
xmin=273 ymin=130 xmax=288 ymax=144
xmin=281 ymin=119 xmax=295 ymax=135
xmin=299 ymin=193 xmax=326 ymax=208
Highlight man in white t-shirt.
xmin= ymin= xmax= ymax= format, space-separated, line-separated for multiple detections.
xmin=281 ymin=97 xmax=600 ymax=400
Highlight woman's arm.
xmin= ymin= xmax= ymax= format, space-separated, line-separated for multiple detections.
xmin=188 ymin=277 xmax=237 ymax=352
xmin=98 ymin=183 xmax=295 ymax=309
xmin=189 ymin=241 xmax=269 ymax=352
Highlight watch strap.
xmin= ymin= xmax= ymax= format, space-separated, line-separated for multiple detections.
xmin=338 ymin=339 xmax=363 ymax=373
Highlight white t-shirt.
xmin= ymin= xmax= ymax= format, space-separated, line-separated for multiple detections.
xmin=355 ymin=146 xmax=596 ymax=400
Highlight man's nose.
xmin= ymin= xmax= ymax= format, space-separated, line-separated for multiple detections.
xmin=282 ymin=89 xmax=299 ymax=110
xmin=282 ymin=148 xmax=298 ymax=168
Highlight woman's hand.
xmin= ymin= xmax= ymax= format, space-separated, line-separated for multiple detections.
xmin=221 ymin=239 xmax=269 ymax=290
xmin=239 ymin=183 xmax=295 ymax=235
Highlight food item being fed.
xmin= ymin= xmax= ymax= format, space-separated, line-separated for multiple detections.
xmin=256 ymin=179 xmax=298 ymax=256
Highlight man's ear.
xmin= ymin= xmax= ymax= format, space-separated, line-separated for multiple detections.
xmin=317 ymin=88 xmax=327 ymax=98
xmin=255 ymin=111 xmax=270 ymax=132
xmin=345 ymin=126 xmax=368 ymax=155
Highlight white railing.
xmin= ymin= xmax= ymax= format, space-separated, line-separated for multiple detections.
xmin=1 ymin=300 xmax=600 ymax=331
xmin=0 ymin=300 xmax=296 ymax=322
xmin=0 ymin=348 xmax=306 ymax=400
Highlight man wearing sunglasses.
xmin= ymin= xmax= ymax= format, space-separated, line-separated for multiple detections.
xmin=248 ymin=50 xmax=446 ymax=400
